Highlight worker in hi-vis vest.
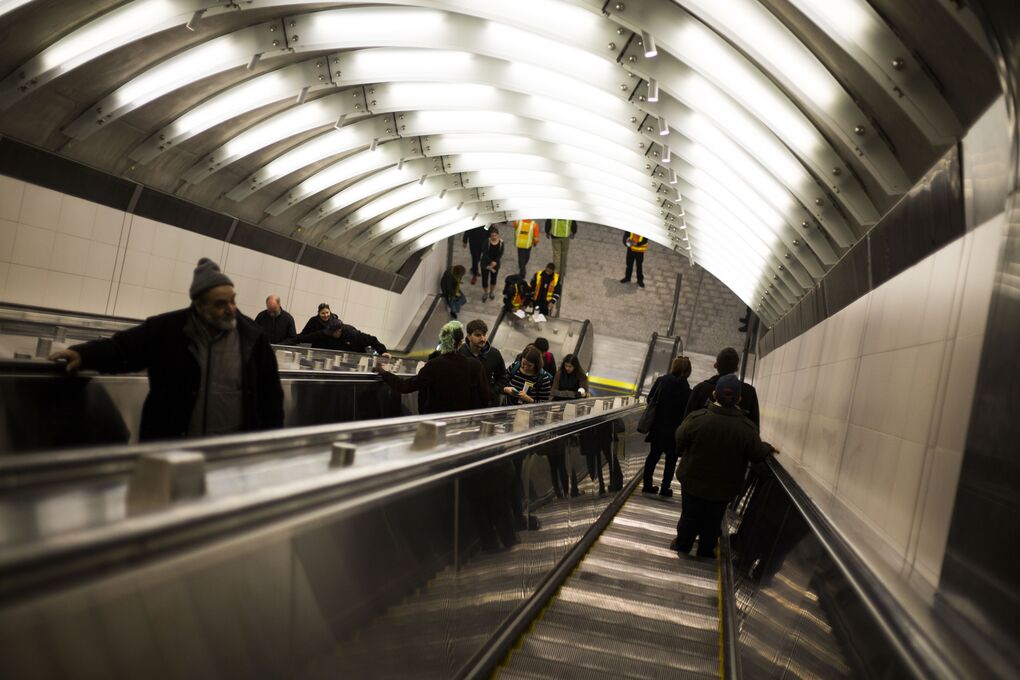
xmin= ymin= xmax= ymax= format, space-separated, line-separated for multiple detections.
xmin=544 ymin=219 xmax=577 ymax=278
xmin=620 ymin=232 xmax=649 ymax=288
xmin=531 ymin=263 xmax=562 ymax=316
xmin=513 ymin=219 xmax=541 ymax=277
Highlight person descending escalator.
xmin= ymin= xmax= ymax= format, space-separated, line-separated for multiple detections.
xmin=550 ymin=353 xmax=590 ymax=498
xmin=641 ymin=356 xmax=692 ymax=498
xmin=671 ymin=374 xmax=779 ymax=558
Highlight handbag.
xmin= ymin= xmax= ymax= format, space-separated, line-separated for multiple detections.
xmin=636 ymin=399 xmax=658 ymax=434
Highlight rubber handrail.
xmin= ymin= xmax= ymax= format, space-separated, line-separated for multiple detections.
xmin=718 ymin=532 xmax=742 ymax=680
xmin=400 ymin=294 xmax=444 ymax=354
xmin=634 ymin=331 xmax=658 ymax=396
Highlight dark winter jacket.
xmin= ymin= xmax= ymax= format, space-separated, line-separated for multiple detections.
xmin=296 ymin=314 xmax=387 ymax=354
xmin=684 ymin=374 xmax=759 ymax=428
xmin=480 ymin=240 xmax=505 ymax=269
xmin=462 ymin=226 xmax=490 ymax=251
xmin=551 ymin=368 xmax=588 ymax=400
xmin=72 ymin=308 xmax=284 ymax=442
xmin=503 ymin=274 xmax=532 ymax=310
xmin=253 ymin=309 xmax=297 ymax=345
xmin=645 ymin=374 xmax=691 ymax=453
xmin=440 ymin=270 xmax=462 ymax=300
xmin=378 ymin=351 xmax=489 ymax=414
xmin=458 ymin=341 xmax=507 ymax=405
xmin=675 ymin=403 xmax=774 ymax=501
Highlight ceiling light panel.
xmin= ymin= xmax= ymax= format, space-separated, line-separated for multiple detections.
xmin=631 ymin=75 xmax=869 ymax=238
xmin=608 ymin=0 xmax=909 ymax=194
xmin=130 ymin=59 xmax=336 ymax=163
xmin=289 ymin=7 xmax=639 ymax=99
xmin=0 ymin=0 xmax=243 ymax=109
xmin=63 ymin=20 xmax=288 ymax=139
xmin=324 ymin=175 xmax=466 ymax=239
xmin=787 ymin=0 xmax=961 ymax=143
xmin=265 ymin=139 xmax=428 ymax=216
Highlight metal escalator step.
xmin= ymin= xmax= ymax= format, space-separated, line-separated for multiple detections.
xmin=586 ymin=542 xmax=714 ymax=578
xmin=553 ymin=585 xmax=718 ymax=631
xmin=576 ymin=554 xmax=717 ymax=596
xmin=540 ymin=603 xmax=718 ymax=650
xmin=565 ymin=569 xmax=718 ymax=612
xmin=526 ymin=620 xmax=719 ymax=676
xmin=512 ymin=636 xmax=717 ymax=680
xmin=501 ymin=651 xmax=650 ymax=680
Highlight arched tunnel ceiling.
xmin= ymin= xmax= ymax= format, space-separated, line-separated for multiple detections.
xmin=0 ymin=0 xmax=1000 ymax=325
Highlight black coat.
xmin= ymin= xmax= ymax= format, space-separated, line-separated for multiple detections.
xmin=675 ymin=404 xmax=773 ymax=501
xmin=684 ymin=374 xmax=759 ymax=429
xmin=296 ymin=314 xmax=387 ymax=354
xmin=458 ymin=342 xmax=506 ymax=406
xmin=253 ymin=309 xmax=297 ymax=345
xmin=645 ymin=374 xmax=691 ymax=453
xmin=72 ymin=308 xmax=284 ymax=442
xmin=379 ymin=352 xmax=489 ymax=414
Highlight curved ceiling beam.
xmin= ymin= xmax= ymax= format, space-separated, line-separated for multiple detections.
xmin=607 ymin=0 xmax=910 ymax=194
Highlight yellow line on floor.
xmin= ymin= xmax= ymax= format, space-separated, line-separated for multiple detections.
xmin=587 ymin=375 xmax=637 ymax=390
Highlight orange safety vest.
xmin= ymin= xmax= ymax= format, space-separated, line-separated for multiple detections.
xmin=511 ymin=285 xmax=526 ymax=308
xmin=515 ymin=220 xmax=539 ymax=249
xmin=534 ymin=271 xmax=560 ymax=301
xmin=627 ymin=233 xmax=649 ymax=252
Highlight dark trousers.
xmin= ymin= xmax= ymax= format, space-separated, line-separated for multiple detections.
xmin=624 ymin=250 xmax=644 ymax=283
xmin=469 ymin=245 xmax=483 ymax=277
xmin=643 ymin=446 xmax=679 ymax=491
xmin=517 ymin=247 xmax=532 ymax=277
xmin=535 ymin=297 xmax=553 ymax=315
xmin=675 ymin=491 xmax=728 ymax=557
xmin=481 ymin=263 xmax=500 ymax=289
xmin=546 ymin=451 xmax=570 ymax=498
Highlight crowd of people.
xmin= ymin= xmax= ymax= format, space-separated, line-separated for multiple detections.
xmin=47 ymin=255 xmax=775 ymax=560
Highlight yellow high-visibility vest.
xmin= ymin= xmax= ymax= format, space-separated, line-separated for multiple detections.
xmin=534 ymin=271 xmax=560 ymax=301
xmin=627 ymin=233 xmax=649 ymax=252
xmin=550 ymin=219 xmax=572 ymax=238
xmin=515 ymin=220 xmax=539 ymax=248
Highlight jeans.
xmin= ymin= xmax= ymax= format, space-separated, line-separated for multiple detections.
xmin=675 ymin=491 xmax=728 ymax=557
xmin=447 ymin=292 xmax=467 ymax=315
xmin=624 ymin=250 xmax=644 ymax=283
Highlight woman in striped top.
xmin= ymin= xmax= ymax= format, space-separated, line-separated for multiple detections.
xmin=500 ymin=345 xmax=552 ymax=404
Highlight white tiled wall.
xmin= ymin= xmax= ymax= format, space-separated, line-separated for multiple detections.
xmin=0 ymin=175 xmax=443 ymax=348
xmin=754 ymin=213 xmax=1005 ymax=589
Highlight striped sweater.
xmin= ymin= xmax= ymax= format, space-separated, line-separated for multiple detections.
xmin=503 ymin=362 xmax=552 ymax=403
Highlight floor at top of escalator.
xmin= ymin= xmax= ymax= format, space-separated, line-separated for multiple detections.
xmin=497 ymin=464 xmax=721 ymax=680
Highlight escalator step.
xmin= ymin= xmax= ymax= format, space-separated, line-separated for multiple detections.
xmin=541 ymin=603 xmax=717 ymax=649
xmin=510 ymin=636 xmax=717 ymax=680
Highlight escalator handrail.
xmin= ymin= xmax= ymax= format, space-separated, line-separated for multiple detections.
xmin=671 ymin=333 xmax=683 ymax=358
xmin=489 ymin=303 xmax=507 ymax=340
xmin=718 ymin=532 xmax=742 ymax=680
xmin=634 ymin=331 xmax=658 ymax=396
xmin=766 ymin=458 xmax=958 ymax=679
xmin=0 ymin=401 xmax=644 ymax=603
xmin=399 ymin=293 xmax=443 ymax=354
xmin=459 ymin=461 xmax=644 ymax=680
xmin=574 ymin=318 xmax=592 ymax=359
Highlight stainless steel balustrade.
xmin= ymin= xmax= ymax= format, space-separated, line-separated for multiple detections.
xmin=0 ymin=397 xmax=644 ymax=680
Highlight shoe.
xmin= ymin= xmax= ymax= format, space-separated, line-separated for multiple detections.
xmin=641 ymin=485 xmax=658 ymax=494
xmin=598 ymin=484 xmax=606 ymax=496
xmin=638 ymin=281 xmax=645 ymax=288
xmin=619 ymin=277 xmax=630 ymax=283
xmin=570 ymin=488 xmax=583 ymax=497
xmin=450 ymin=312 xmax=458 ymax=319
xmin=669 ymin=538 xmax=678 ymax=551
xmin=471 ymin=275 xmax=478 ymax=285
xmin=527 ymin=515 xmax=541 ymax=530
xmin=489 ymin=291 xmax=495 ymax=300
xmin=608 ymin=483 xmax=622 ymax=492
xmin=659 ymin=488 xmax=673 ymax=498
xmin=482 ymin=295 xmax=488 ymax=303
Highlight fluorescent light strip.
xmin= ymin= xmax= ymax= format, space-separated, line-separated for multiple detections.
xmin=324 ymin=176 xmax=465 ymax=239
xmin=131 ymin=59 xmax=337 ymax=163
xmin=63 ymin=21 xmax=287 ymax=140
xmin=612 ymin=0 xmax=908 ymax=193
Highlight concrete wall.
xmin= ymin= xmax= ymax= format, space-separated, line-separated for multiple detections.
xmin=0 ymin=175 xmax=443 ymax=349
xmin=753 ymin=213 xmax=1004 ymax=588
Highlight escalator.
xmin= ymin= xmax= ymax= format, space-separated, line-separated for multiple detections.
xmin=0 ymin=395 xmax=996 ymax=679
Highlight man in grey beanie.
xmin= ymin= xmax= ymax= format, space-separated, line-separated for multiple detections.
xmin=50 ymin=257 xmax=284 ymax=441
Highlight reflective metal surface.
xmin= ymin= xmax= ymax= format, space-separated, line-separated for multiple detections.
xmin=0 ymin=400 xmax=644 ymax=679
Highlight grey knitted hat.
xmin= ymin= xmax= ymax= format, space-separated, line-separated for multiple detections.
xmin=189 ymin=258 xmax=233 ymax=299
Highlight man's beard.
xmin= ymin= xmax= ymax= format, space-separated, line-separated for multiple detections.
xmin=200 ymin=309 xmax=237 ymax=332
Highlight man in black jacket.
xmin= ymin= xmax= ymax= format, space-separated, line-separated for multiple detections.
xmin=462 ymin=225 xmax=490 ymax=285
xmin=296 ymin=303 xmax=389 ymax=355
xmin=459 ymin=319 xmax=506 ymax=406
xmin=254 ymin=295 xmax=296 ymax=345
xmin=683 ymin=347 xmax=759 ymax=427
xmin=672 ymin=374 xmax=777 ymax=557
xmin=49 ymin=258 xmax=284 ymax=441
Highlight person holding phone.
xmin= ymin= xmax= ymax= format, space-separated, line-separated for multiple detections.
xmin=500 ymin=345 xmax=552 ymax=404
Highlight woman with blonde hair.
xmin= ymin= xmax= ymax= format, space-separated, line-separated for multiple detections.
xmin=641 ymin=355 xmax=693 ymax=497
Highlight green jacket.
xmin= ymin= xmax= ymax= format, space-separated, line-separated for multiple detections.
xmin=675 ymin=404 xmax=774 ymax=501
